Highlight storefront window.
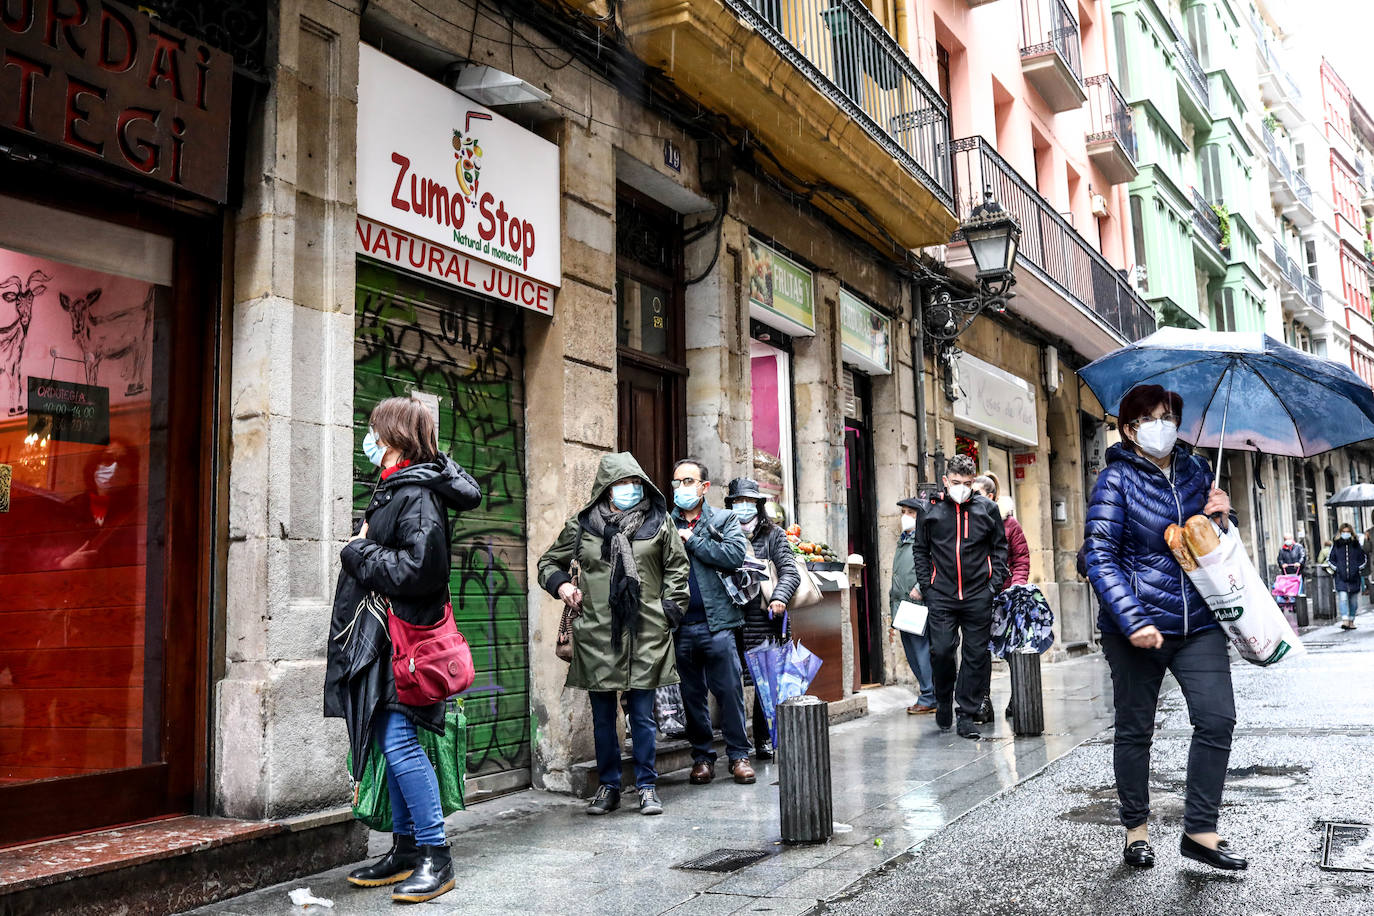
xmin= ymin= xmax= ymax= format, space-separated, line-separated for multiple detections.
xmin=750 ymin=338 xmax=795 ymax=525
xmin=0 ymin=196 xmax=171 ymax=782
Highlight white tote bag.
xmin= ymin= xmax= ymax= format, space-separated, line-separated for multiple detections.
xmin=1184 ymin=523 xmax=1306 ymax=666
xmin=892 ymin=600 xmax=929 ymax=636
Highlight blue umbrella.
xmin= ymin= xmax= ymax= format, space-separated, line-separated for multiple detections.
xmin=1080 ymin=328 xmax=1374 ymax=479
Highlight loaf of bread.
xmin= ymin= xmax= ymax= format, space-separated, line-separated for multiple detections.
xmin=1165 ymin=524 xmax=1199 ymax=572
xmin=1183 ymin=516 xmax=1222 ymax=559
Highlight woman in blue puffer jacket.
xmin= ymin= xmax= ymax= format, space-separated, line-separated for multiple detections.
xmin=1083 ymin=384 xmax=1248 ymax=873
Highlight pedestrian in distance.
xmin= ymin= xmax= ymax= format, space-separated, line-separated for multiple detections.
xmin=1362 ymin=523 xmax=1374 ymax=598
xmin=1325 ymin=522 xmax=1366 ymax=629
xmin=890 ymin=497 xmax=936 ymax=715
xmin=972 ymin=473 xmax=1030 ymax=723
xmin=333 ymin=397 xmax=482 ymax=903
xmin=1316 ymin=538 xmax=1332 ymax=569
xmin=1082 ymin=383 xmax=1248 ymax=872
xmin=725 ymin=476 xmax=801 ymax=758
xmin=911 ymin=453 xmax=1008 ymax=740
xmin=537 ymin=452 xmax=690 ymax=817
xmin=1276 ymin=533 xmax=1306 ymax=575
xmin=669 ymin=458 xmax=757 ymax=786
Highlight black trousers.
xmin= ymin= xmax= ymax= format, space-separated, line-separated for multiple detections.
xmin=1100 ymin=627 xmax=1236 ymax=835
xmin=927 ymin=593 xmax=994 ymax=719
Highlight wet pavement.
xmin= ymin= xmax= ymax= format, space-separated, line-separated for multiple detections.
xmin=185 ymin=652 xmax=1116 ymax=915
xmin=819 ymin=612 xmax=1374 ymax=916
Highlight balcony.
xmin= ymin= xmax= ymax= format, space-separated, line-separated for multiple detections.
xmin=1256 ymin=36 xmax=1303 ymax=119
xmin=948 ymin=136 xmax=1156 ymax=357
xmin=1262 ymin=124 xmax=1316 ymax=224
xmin=1190 ymin=188 xmax=1226 ymax=270
xmin=1020 ymin=0 xmax=1086 ymax=113
xmin=1165 ymin=19 xmax=1209 ymax=124
xmin=619 ymin=0 xmax=957 ymax=249
xmin=1273 ymin=239 xmax=1323 ymax=315
xmin=1085 ymin=75 xmax=1137 ymax=184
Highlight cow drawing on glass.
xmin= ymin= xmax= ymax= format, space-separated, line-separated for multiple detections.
xmin=59 ymin=286 xmax=154 ymax=396
xmin=0 ymin=269 xmax=51 ymax=416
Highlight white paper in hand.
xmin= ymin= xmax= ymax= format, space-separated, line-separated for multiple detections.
xmin=893 ymin=600 xmax=929 ymax=636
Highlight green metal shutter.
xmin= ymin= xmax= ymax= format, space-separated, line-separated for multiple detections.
xmin=354 ymin=261 xmax=532 ymax=787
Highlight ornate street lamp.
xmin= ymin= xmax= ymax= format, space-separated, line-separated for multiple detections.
xmin=923 ymin=186 xmax=1021 ymax=344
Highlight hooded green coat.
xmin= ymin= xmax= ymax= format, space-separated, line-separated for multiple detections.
xmin=537 ymin=453 xmax=691 ymax=691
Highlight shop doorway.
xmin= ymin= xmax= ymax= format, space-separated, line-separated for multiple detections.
xmin=355 ymin=263 xmax=532 ymax=795
xmin=843 ymin=370 xmax=884 ymax=686
xmin=0 ymin=192 xmax=214 ymax=846
xmin=615 ymin=188 xmax=686 ymax=490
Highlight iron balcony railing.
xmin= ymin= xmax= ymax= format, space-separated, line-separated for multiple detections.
xmin=734 ymin=0 xmax=953 ymax=207
xmin=950 ymin=136 xmax=1156 ymax=343
xmin=1272 ymin=239 xmax=1323 ymax=312
xmin=1292 ymin=168 xmax=1313 ymax=211
xmin=1259 ymin=37 xmax=1303 ymax=106
xmin=1174 ymin=40 xmax=1210 ymax=110
xmin=1191 ymin=188 xmax=1223 ymax=251
xmin=1085 ymin=74 xmax=1136 ymax=161
xmin=1303 ymin=274 xmax=1324 ymax=313
xmin=1262 ymin=123 xmax=1296 ymax=189
xmin=1020 ymin=0 xmax=1082 ymax=84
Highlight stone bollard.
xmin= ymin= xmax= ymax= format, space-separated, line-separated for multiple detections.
xmin=777 ymin=695 xmax=832 ymax=844
xmin=1007 ymin=650 xmax=1044 ymax=737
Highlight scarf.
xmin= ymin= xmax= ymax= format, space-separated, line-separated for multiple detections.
xmin=590 ymin=497 xmax=650 ymax=650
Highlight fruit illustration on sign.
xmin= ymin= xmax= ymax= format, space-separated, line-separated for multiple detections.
xmin=452 ymin=130 xmax=483 ymax=202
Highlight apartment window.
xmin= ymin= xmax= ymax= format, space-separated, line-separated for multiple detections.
xmin=1184 ymin=5 xmax=1210 ymax=69
xmin=1342 ymin=245 xmax=1373 ymax=319
xmin=1113 ymin=13 xmax=1131 ymax=97
xmin=937 ymin=43 xmax=951 ymax=104
xmin=1200 ymin=145 xmax=1224 ymax=203
xmin=1332 ymin=153 xmax=1360 ymax=228
xmin=1305 ymin=240 xmax=1319 ymax=279
xmin=1130 ymin=194 xmax=1148 ymax=281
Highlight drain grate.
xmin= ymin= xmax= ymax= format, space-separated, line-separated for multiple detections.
xmin=674 ymin=848 xmax=772 ymax=873
xmin=1321 ymin=823 xmax=1374 ymax=872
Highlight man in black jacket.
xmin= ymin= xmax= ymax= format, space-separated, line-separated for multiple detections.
xmin=912 ymin=454 xmax=1009 ymax=740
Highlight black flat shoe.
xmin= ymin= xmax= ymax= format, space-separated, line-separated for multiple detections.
xmin=1123 ymin=840 xmax=1155 ymax=868
xmin=955 ymin=716 xmax=981 ymax=740
xmin=1180 ymin=835 xmax=1248 ymax=871
xmin=936 ymin=702 xmax=953 ymax=731
xmin=392 ymin=844 xmax=455 ymax=903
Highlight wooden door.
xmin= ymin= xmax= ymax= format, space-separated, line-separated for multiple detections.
xmin=618 ymin=361 xmax=678 ymax=492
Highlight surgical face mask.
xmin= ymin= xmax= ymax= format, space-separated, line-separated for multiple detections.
xmin=1133 ymin=419 xmax=1178 ymax=459
xmin=363 ymin=428 xmax=387 ymax=467
xmin=946 ymin=483 xmax=971 ymax=505
xmin=731 ymin=502 xmax=758 ymax=523
xmin=1341 ymin=532 xmax=1354 ymax=540
xmin=674 ymin=486 xmax=703 ymax=511
xmin=900 ymin=514 xmax=917 ymax=532
xmin=610 ymin=482 xmax=644 ymax=510
xmin=93 ymin=462 xmax=117 ymax=491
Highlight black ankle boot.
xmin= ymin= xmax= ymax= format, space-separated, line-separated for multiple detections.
xmin=392 ymin=843 xmax=455 ymax=903
xmin=346 ymin=834 xmax=419 ymax=887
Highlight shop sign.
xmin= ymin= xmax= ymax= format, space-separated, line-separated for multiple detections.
xmin=28 ymin=377 xmax=109 ymax=445
xmin=954 ymin=352 xmax=1038 ymax=447
xmin=356 ymin=44 xmax=560 ymax=297
xmin=747 ymin=237 xmax=815 ymax=337
xmin=355 ymin=216 xmax=553 ymax=315
xmin=0 ymin=0 xmax=234 ymax=202
xmin=839 ymin=290 xmax=891 ymax=375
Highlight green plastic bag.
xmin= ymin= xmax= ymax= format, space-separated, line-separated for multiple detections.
xmin=350 ymin=700 xmax=467 ymax=832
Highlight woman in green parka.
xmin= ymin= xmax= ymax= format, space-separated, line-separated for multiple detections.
xmin=538 ymin=452 xmax=690 ymax=817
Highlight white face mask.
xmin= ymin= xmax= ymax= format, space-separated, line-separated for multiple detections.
xmin=900 ymin=514 xmax=917 ymax=532
xmin=946 ymin=483 xmax=972 ymax=504
xmin=93 ymin=462 xmax=117 ymax=491
xmin=1133 ymin=419 xmax=1178 ymax=459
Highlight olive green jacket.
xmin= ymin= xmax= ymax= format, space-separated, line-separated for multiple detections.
xmin=537 ymin=453 xmax=691 ymax=691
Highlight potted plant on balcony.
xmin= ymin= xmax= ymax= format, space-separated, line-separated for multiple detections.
xmin=1212 ymin=203 xmax=1232 ymax=253
xmin=1262 ymin=111 xmax=1279 ymax=132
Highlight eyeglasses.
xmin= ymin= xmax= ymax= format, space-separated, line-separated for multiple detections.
xmin=1131 ymin=414 xmax=1181 ymax=428
xmin=671 ymin=478 xmax=700 ymax=489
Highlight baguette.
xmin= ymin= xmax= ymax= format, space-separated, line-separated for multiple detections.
xmin=1183 ymin=515 xmax=1222 ymax=559
xmin=1165 ymin=524 xmax=1199 ymax=572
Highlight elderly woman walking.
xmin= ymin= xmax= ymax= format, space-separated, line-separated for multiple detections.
xmin=1083 ymin=383 xmax=1247 ymax=872
xmin=538 ymin=452 xmax=690 ymax=816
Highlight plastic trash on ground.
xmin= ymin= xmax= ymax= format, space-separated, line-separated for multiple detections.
xmin=288 ymin=887 xmax=334 ymax=908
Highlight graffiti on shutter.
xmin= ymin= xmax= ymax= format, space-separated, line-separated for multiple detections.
xmin=354 ymin=263 xmax=530 ymax=778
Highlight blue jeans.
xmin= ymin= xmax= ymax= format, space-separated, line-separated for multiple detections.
xmin=589 ymin=688 xmax=657 ymax=790
xmin=899 ymin=630 xmax=936 ymax=706
xmin=675 ymin=622 xmax=751 ymax=764
xmin=376 ymin=710 xmax=445 ymax=845
xmin=1337 ymin=589 xmax=1357 ymax=619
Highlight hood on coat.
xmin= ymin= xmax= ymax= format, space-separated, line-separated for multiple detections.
xmin=378 ymin=454 xmax=482 ymax=511
xmin=578 ymin=452 xmax=668 ymax=537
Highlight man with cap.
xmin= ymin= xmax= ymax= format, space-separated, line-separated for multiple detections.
xmin=891 ymin=496 xmax=936 ymax=714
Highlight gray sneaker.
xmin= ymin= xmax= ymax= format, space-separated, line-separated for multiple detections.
xmin=638 ymin=786 xmax=663 ymax=816
xmin=586 ymin=785 xmax=620 ymax=815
